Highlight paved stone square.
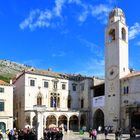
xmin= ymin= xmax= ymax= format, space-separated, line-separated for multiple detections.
xmin=63 ymin=132 xmax=130 ymax=140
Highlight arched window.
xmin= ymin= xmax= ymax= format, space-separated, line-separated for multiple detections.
xmin=37 ymin=95 xmax=42 ymax=105
xmin=50 ymin=96 xmax=53 ymax=107
xmin=0 ymin=122 xmax=6 ymax=132
xmin=50 ymin=96 xmax=57 ymax=108
xmin=81 ymin=98 xmax=84 ymax=108
xmin=122 ymin=28 xmax=126 ymax=41
xmin=109 ymin=29 xmax=115 ymax=42
xmin=50 ymin=93 xmax=60 ymax=108
xmin=57 ymin=97 xmax=60 ymax=108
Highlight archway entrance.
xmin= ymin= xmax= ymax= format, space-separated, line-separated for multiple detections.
xmin=80 ymin=114 xmax=86 ymax=130
xmin=46 ymin=115 xmax=57 ymax=128
xmin=0 ymin=122 xmax=6 ymax=132
xmin=93 ymin=109 xmax=104 ymax=129
xmin=69 ymin=115 xmax=79 ymax=131
xmin=58 ymin=115 xmax=67 ymax=129
xmin=131 ymin=111 xmax=140 ymax=129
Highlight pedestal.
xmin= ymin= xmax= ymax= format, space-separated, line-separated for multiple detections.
xmin=33 ymin=105 xmax=46 ymax=140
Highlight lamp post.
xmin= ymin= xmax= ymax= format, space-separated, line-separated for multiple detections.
xmin=33 ymin=105 xmax=46 ymax=140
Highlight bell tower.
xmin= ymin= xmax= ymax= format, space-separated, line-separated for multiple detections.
xmin=105 ymin=8 xmax=129 ymax=129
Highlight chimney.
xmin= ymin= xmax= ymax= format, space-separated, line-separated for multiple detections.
xmin=10 ymin=79 xmax=12 ymax=84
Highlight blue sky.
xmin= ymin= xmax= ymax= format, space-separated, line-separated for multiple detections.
xmin=0 ymin=0 xmax=140 ymax=77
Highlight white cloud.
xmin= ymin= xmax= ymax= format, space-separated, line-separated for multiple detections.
xmin=129 ymin=22 xmax=140 ymax=40
xmin=20 ymin=0 xmax=65 ymax=30
xmin=136 ymin=41 xmax=140 ymax=46
xmin=20 ymin=1 xmax=112 ymax=30
xmin=20 ymin=9 xmax=53 ymax=30
xmin=90 ymin=4 xmax=112 ymax=23
xmin=76 ymin=58 xmax=104 ymax=77
xmin=78 ymin=4 xmax=112 ymax=24
xmin=52 ymin=51 xmax=66 ymax=57
xmin=68 ymin=0 xmax=81 ymax=4
xmin=78 ymin=37 xmax=103 ymax=57
xmin=78 ymin=9 xmax=89 ymax=22
xmin=53 ymin=0 xmax=65 ymax=16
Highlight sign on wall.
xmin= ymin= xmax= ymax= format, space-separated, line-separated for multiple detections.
xmin=92 ymin=96 xmax=105 ymax=107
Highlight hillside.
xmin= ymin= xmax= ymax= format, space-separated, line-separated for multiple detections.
xmin=0 ymin=60 xmax=32 ymax=82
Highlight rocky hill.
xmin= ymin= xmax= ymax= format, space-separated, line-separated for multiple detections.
xmin=0 ymin=60 xmax=32 ymax=82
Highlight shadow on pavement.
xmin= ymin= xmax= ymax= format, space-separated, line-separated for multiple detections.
xmin=82 ymin=139 xmax=91 ymax=140
xmin=128 ymin=136 xmax=140 ymax=140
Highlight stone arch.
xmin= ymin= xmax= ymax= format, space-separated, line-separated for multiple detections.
xmin=93 ymin=109 xmax=104 ymax=129
xmin=32 ymin=116 xmax=37 ymax=129
xmin=46 ymin=115 xmax=57 ymax=128
xmin=37 ymin=93 xmax=42 ymax=105
xmin=109 ymin=29 xmax=115 ymax=42
xmin=122 ymin=28 xmax=126 ymax=41
xmin=69 ymin=115 xmax=79 ymax=131
xmin=58 ymin=115 xmax=67 ymax=128
xmin=0 ymin=122 xmax=6 ymax=133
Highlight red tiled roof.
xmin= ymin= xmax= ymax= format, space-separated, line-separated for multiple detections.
xmin=0 ymin=80 xmax=8 ymax=85
xmin=123 ymin=71 xmax=140 ymax=79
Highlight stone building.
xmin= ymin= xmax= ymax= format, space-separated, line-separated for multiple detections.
xmin=13 ymin=69 xmax=95 ymax=131
xmin=91 ymin=7 xmax=140 ymax=131
xmin=0 ymin=80 xmax=13 ymax=132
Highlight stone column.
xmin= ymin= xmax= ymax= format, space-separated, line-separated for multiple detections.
xmin=56 ymin=118 xmax=58 ymax=127
xmin=33 ymin=105 xmax=46 ymax=140
xmin=43 ymin=116 xmax=46 ymax=129
xmin=37 ymin=112 xmax=44 ymax=140
xmin=67 ymin=118 xmax=69 ymax=132
xmin=78 ymin=117 xmax=80 ymax=130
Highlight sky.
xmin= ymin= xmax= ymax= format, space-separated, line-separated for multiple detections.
xmin=0 ymin=0 xmax=140 ymax=78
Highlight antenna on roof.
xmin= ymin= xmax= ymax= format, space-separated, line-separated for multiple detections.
xmin=114 ymin=0 xmax=118 ymax=8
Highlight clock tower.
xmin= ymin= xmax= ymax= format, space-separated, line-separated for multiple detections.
xmin=105 ymin=8 xmax=129 ymax=128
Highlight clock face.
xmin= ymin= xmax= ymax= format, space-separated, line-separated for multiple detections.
xmin=107 ymin=65 xmax=119 ymax=80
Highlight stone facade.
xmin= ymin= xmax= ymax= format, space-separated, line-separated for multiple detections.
xmin=13 ymin=69 xmax=94 ymax=131
xmin=92 ymin=8 xmax=140 ymax=132
xmin=0 ymin=80 xmax=13 ymax=132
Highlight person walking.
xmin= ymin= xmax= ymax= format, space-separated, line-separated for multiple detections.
xmin=104 ymin=127 xmax=108 ymax=140
xmin=130 ymin=126 xmax=136 ymax=139
xmin=115 ymin=128 xmax=122 ymax=140
xmin=91 ymin=129 xmax=97 ymax=140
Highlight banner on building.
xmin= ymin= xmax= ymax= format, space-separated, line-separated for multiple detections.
xmin=92 ymin=96 xmax=105 ymax=107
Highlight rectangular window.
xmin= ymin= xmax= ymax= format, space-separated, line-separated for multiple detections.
xmin=124 ymin=86 xmax=129 ymax=94
xmin=44 ymin=81 xmax=48 ymax=88
xmin=72 ymin=85 xmax=76 ymax=91
xmin=0 ymin=102 xmax=4 ymax=111
xmin=0 ymin=87 xmax=4 ymax=93
xmin=30 ymin=79 xmax=35 ymax=86
xmin=81 ymin=99 xmax=84 ymax=108
xmin=81 ymin=83 xmax=84 ymax=91
xmin=53 ymin=82 xmax=57 ymax=89
xmin=62 ymin=84 xmax=66 ymax=90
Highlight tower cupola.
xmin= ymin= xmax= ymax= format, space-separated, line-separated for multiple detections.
xmin=109 ymin=8 xmax=125 ymax=24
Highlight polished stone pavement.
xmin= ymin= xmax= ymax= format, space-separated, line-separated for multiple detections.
xmin=63 ymin=132 xmax=131 ymax=140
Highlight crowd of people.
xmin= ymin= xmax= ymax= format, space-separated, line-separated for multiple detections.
xmin=88 ymin=125 xmax=137 ymax=140
xmin=0 ymin=127 xmax=63 ymax=140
